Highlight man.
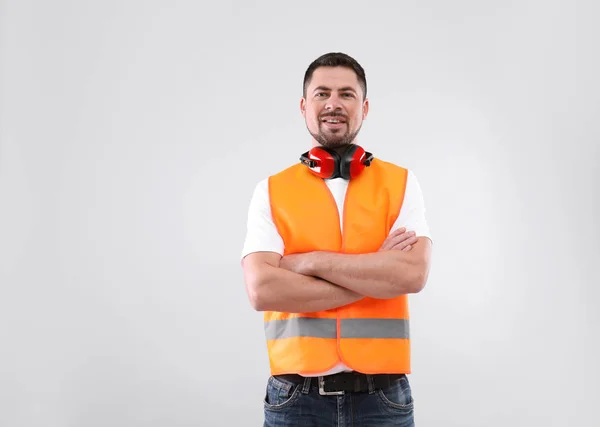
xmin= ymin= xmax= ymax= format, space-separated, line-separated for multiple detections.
xmin=241 ymin=52 xmax=433 ymax=426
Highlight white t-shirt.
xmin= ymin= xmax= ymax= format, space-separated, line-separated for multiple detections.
xmin=241 ymin=168 xmax=432 ymax=377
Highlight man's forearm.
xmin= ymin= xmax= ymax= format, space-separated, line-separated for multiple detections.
xmin=248 ymin=264 xmax=363 ymax=313
xmin=301 ymin=241 xmax=430 ymax=299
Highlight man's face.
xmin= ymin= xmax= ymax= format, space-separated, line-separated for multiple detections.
xmin=301 ymin=66 xmax=369 ymax=149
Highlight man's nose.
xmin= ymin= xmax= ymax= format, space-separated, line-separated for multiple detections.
xmin=325 ymin=95 xmax=343 ymax=111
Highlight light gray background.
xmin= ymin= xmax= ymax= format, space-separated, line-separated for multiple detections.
xmin=1 ymin=0 xmax=598 ymax=426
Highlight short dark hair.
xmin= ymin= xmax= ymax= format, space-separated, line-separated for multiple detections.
xmin=303 ymin=52 xmax=367 ymax=100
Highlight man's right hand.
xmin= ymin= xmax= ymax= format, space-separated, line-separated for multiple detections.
xmin=379 ymin=227 xmax=418 ymax=252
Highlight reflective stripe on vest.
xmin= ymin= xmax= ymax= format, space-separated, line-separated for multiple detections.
xmin=266 ymin=159 xmax=410 ymax=376
xmin=265 ymin=317 xmax=410 ymax=340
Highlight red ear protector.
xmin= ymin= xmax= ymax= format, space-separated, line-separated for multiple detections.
xmin=299 ymin=144 xmax=374 ymax=179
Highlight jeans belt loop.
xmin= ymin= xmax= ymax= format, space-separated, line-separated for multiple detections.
xmin=366 ymin=374 xmax=375 ymax=394
xmin=301 ymin=377 xmax=311 ymax=394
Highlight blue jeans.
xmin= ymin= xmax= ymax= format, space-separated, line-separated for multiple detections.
xmin=263 ymin=374 xmax=415 ymax=426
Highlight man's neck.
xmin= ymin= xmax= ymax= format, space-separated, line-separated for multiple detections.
xmin=312 ymin=142 xmax=358 ymax=154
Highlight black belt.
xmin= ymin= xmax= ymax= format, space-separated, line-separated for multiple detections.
xmin=274 ymin=372 xmax=405 ymax=395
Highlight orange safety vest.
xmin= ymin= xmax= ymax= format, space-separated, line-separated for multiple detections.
xmin=265 ymin=158 xmax=411 ymax=376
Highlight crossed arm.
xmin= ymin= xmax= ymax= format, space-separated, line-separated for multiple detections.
xmin=242 ymin=228 xmax=432 ymax=313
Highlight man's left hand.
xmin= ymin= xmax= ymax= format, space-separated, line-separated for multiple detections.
xmin=279 ymin=252 xmax=314 ymax=275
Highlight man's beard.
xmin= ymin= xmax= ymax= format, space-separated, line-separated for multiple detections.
xmin=308 ymin=121 xmax=362 ymax=149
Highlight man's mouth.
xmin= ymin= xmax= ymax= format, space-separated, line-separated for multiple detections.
xmin=321 ymin=116 xmax=347 ymax=127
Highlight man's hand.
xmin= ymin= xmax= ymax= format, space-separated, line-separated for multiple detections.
xmin=379 ymin=227 xmax=418 ymax=252
xmin=279 ymin=252 xmax=313 ymax=275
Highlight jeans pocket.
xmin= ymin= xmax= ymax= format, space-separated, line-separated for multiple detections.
xmin=263 ymin=376 xmax=301 ymax=411
xmin=376 ymin=375 xmax=414 ymax=413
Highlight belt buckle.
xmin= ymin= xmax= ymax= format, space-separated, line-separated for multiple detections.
xmin=318 ymin=376 xmax=345 ymax=396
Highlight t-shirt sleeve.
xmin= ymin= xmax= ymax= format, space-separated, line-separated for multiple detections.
xmin=390 ymin=169 xmax=433 ymax=243
xmin=240 ymin=178 xmax=285 ymax=262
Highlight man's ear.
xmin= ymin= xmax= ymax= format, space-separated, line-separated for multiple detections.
xmin=362 ymin=98 xmax=369 ymax=120
xmin=300 ymin=97 xmax=306 ymax=116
